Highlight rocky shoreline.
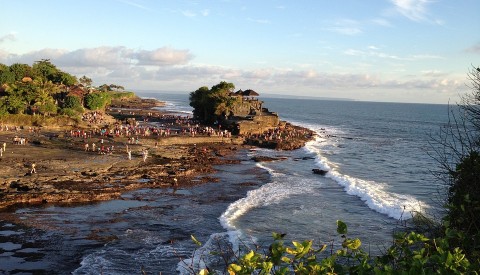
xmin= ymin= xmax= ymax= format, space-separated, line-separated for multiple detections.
xmin=0 ymin=96 xmax=314 ymax=211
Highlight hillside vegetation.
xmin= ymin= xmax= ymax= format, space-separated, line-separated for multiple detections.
xmin=0 ymin=59 xmax=135 ymax=126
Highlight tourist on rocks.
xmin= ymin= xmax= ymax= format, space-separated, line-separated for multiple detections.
xmin=31 ymin=163 xmax=36 ymax=174
xmin=127 ymin=150 xmax=132 ymax=160
xmin=142 ymin=149 xmax=148 ymax=162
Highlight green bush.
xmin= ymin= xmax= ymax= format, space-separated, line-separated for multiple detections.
xmin=64 ymin=95 xmax=82 ymax=109
xmin=445 ymin=151 xmax=480 ymax=260
xmin=84 ymin=92 xmax=111 ymax=110
xmin=109 ymin=91 xmax=136 ymax=99
xmin=192 ymin=221 xmax=476 ymax=274
xmin=59 ymin=108 xmax=80 ymax=118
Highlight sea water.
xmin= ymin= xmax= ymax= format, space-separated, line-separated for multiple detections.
xmin=143 ymin=92 xmax=449 ymax=272
xmin=0 ymin=91 xmax=450 ymax=274
xmin=215 ymin=97 xmax=449 ymax=262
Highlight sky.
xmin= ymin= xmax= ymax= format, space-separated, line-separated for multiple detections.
xmin=0 ymin=0 xmax=479 ymax=104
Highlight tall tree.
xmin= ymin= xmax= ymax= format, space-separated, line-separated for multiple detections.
xmin=79 ymin=75 xmax=93 ymax=87
xmin=189 ymin=86 xmax=211 ymax=122
xmin=0 ymin=63 xmax=15 ymax=85
xmin=32 ymin=59 xmax=58 ymax=82
xmin=431 ymin=66 xmax=480 ymax=259
xmin=189 ymin=81 xmax=238 ymax=123
xmin=9 ymin=63 xmax=32 ymax=82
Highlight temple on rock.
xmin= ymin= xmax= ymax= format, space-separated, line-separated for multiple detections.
xmin=225 ymin=89 xmax=283 ymax=135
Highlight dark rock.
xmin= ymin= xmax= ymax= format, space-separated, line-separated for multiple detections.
xmin=312 ymin=168 xmax=328 ymax=176
xmin=251 ymin=156 xmax=282 ymax=162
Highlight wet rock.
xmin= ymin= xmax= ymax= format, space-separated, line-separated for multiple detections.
xmin=251 ymin=156 xmax=282 ymax=162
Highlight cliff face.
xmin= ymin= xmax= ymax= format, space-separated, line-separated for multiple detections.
xmin=235 ymin=114 xmax=280 ymax=135
xmin=230 ymin=99 xmax=263 ymax=116
xmin=227 ymin=98 xmax=280 ymax=135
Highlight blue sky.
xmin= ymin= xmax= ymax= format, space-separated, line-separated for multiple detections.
xmin=1 ymin=0 xmax=479 ymax=103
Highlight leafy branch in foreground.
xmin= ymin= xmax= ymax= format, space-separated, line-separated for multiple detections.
xmin=189 ymin=220 xmax=476 ymax=274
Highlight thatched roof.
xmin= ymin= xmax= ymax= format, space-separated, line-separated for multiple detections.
xmin=67 ymin=85 xmax=88 ymax=98
xmin=242 ymin=89 xmax=259 ymax=96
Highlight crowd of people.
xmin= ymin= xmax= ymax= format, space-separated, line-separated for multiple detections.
xmin=82 ymin=111 xmax=107 ymax=124
xmin=68 ymin=115 xmax=232 ymax=141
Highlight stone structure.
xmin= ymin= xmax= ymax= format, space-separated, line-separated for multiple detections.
xmin=226 ymin=92 xmax=281 ymax=135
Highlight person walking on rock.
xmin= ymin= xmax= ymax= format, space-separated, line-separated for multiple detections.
xmin=31 ymin=163 xmax=36 ymax=174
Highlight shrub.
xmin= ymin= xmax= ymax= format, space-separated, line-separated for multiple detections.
xmin=84 ymin=92 xmax=111 ymax=110
xmin=59 ymin=108 xmax=79 ymax=118
xmin=190 ymin=221 xmax=476 ymax=274
xmin=64 ymin=95 xmax=82 ymax=109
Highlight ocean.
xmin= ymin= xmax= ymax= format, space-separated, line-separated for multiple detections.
xmin=0 ymin=91 xmax=450 ymax=274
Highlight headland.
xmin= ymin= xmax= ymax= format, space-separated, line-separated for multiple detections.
xmin=0 ymin=94 xmax=314 ymax=212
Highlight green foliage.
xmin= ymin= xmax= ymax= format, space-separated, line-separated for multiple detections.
xmin=190 ymin=86 xmax=211 ymax=122
xmin=32 ymin=59 xmax=77 ymax=85
xmin=4 ymin=84 xmax=29 ymax=114
xmin=0 ymin=60 xmax=123 ymax=122
xmin=32 ymin=59 xmax=58 ymax=82
xmin=0 ymin=63 xmax=15 ymax=84
xmin=447 ymin=151 xmax=480 ymax=230
xmin=36 ymin=100 xmax=57 ymax=116
xmin=9 ymin=63 xmax=33 ymax=81
xmin=84 ymin=92 xmax=111 ymax=110
xmin=64 ymin=95 xmax=83 ymax=110
xmin=189 ymin=81 xmax=240 ymax=124
xmin=109 ymin=91 xmax=136 ymax=99
xmin=445 ymin=151 xmax=480 ymax=260
xmin=98 ymin=83 xmax=125 ymax=92
xmin=213 ymin=221 xmax=477 ymax=275
xmin=0 ymin=98 xmax=9 ymax=117
xmin=79 ymin=75 xmax=93 ymax=87
xmin=54 ymin=71 xmax=77 ymax=86
xmin=59 ymin=107 xmax=80 ymax=118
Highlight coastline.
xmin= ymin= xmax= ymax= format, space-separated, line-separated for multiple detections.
xmin=0 ymin=96 xmax=314 ymax=213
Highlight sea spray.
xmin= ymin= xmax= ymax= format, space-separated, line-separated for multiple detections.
xmin=305 ymin=131 xmax=428 ymax=220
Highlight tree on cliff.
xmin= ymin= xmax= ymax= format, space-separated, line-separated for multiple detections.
xmin=189 ymin=81 xmax=239 ymax=124
xmin=32 ymin=59 xmax=77 ymax=86
xmin=79 ymin=75 xmax=93 ymax=87
xmin=430 ymin=65 xmax=480 ymax=260
xmin=84 ymin=92 xmax=111 ymax=110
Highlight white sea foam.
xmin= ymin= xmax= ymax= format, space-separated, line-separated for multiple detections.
xmin=73 ymin=250 xmax=116 ymax=275
xmin=158 ymin=100 xmax=193 ymax=115
xmin=177 ymin=232 xmax=230 ymax=274
xmin=218 ymin=164 xmax=317 ymax=249
xmin=305 ymin=132 xmax=427 ymax=220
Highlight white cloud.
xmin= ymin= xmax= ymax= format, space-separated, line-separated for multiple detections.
xmin=371 ymin=18 xmax=393 ymax=27
xmin=117 ymin=0 xmax=152 ymax=12
xmin=0 ymin=33 xmax=17 ymax=43
xmin=324 ymin=19 xmax=362 ymax=35
xmin=391 ymin=0 xmax=434 ymax=22
xmin=182 ymin=10 xmax=196 ymax=17
xmin=133 ymin=47 xmax=193 ymax=65
xmin=0 ymin=47 xmax=462 ymax=103
xmin=343 ymin=47 xmax=443 ymax=62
